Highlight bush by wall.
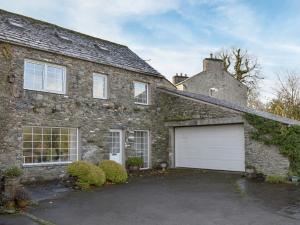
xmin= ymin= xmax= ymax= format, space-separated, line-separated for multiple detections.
xmin=3 ymin=166 xmax=23 ymax=178
xmin=126 ymin=157 xmax=144 ymax=168
xmin=99 ymin=160 xmax=128 ymax=184
xmin=67 ymin=161 xmax=106 ymax=190
xmin=246 ymin=114 xmax=300 ymax=176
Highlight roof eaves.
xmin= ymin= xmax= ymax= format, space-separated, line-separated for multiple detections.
xmin=0 ymin=38 xmax=163 ymax=78
xmin=158 ymin=87 xmax=300 ymax=126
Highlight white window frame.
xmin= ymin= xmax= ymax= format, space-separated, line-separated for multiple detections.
xmin=22 ymin=126 xmax=79 ymax=166
xmin=134 ymin=130 xmax=150 ymax=169
xmin=24 ymin=59 xmax=66 ymax=94
xmin=133 ymin=81 xmax=149 ymax=105
xmin=93 ymin=73 xmax=108 ymax=99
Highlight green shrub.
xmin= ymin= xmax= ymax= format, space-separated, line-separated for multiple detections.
xmin=67 ymin=161 xmax=106 ymax=190
xmin=246 ymin=114 xmax=300 ymax=176
xmin=265 ymin=175 xmax=287 ymax=184
xmin=4 ymin=166 xmax=23 ymax=178
xmin=99 ymin=160 xmax=127 ymax=184
xmin=126 ymin=157 xmax=144 ymax=168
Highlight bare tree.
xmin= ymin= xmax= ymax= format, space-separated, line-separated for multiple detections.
xmin=216 ymin=48 xmax=264 ymax=109
xmin=267 ymin=71 xmax=300 ymax=120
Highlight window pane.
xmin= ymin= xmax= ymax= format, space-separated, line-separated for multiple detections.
xmin=134 ymin=131 xmax=149 ymax=168
xmin=109 ymin=131 xmax=121 ymax=154
xmin=24 ymin=62 xmax=44 ymax=90
xmin=24 ymin=60 xmax=66 ymax=94
xmin=134 ymin=82 xmax=148 ymax=104
xmin=46 ymin=66 xmax=64 ymax=93
xmin=22 ymin=126 xmax=78 ymax=164
xmin=93 ymin=74 xmax=107 ymax=99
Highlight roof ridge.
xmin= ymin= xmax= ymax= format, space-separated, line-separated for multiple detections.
xmin=0 ymin=8 xmax=127 ymax=48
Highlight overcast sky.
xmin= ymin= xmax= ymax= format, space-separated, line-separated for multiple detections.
xmin=1 ymin=0 xmax=300 ymax=101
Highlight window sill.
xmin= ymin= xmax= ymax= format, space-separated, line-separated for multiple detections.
xmin=22 ymin=161 xmax=73 ymax=168
xmin=134 ymin=102 xmax=149 ymax=106
xmin=24 ymin=88 xmax=66 ymax=95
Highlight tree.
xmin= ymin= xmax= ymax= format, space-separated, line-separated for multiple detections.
xmin=267 ymin=71 xmax=300 ymax=120
xmin=216 ymin=48 xmax=264 ymax=109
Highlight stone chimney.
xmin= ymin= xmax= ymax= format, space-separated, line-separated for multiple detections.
xmin=203 ymin=54 xmax=224 ymax=72
xmin=172 ymin=73 xmax=189 ymax=85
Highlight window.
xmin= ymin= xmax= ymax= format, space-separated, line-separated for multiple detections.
xmin=93 ymin=73 xmax=108 ymax=99
xmin=134 ymin=81 xmax=148 ymax=105
xmin=22 ymin=127 xmax=78 ymax=165
xmin=24 ymin=60 xmax=66 ymax=94
xmin=134 ymin=130 xmax=149 ymax=168
xmin=109 ymin=131 xmax=121 ymax=155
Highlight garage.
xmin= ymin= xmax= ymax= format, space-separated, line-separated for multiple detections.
xmin=175 ymin=124 xmax=245 ymax=172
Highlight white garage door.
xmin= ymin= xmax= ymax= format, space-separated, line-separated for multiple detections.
xmin=175 ymin=124 xmax=245 ymax=172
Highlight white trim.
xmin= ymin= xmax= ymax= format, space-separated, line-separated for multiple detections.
xmin=133 ymin=81 xmax=149 ymax=105
xmin=24 ymin=59 xmax=66 ymax=94
xmin=133 ymin=130 xmax=150 ymax=169
xmin=23 ymin=161 xmax=73 ymax=167
xmin=109 ymin=129 xmax=123 ymax=165
xmin=93 ymin=73 xmax=108 ymax=99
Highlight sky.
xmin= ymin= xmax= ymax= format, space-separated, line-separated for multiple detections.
xmin=1 ymin=0 xmax=300 ymax=102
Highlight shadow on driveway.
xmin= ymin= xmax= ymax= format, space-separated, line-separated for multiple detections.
xmin=1 ymin=169 xmax=300 ymax=225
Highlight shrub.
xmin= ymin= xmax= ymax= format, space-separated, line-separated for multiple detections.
xmin=265 ymin=175 xmax=287 ymax=184
xmin=126 ymin=157 xmax=144 ymax=168
xmin=4 ymin=166 xmax=23 ymax=178
xmin=246 ymin=114 xmax=300 ymax=176
xmin=67 ymin=161 xmax=106 ymax=190
xmin=99 ymin=160 xmax=127 ymax=184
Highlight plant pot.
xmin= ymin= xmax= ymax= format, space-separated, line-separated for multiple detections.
xmin=291 ymin=176 xmax=299 ymax=183
xmin=5 ymin=177 xmax=20 ymax=186
xmin=5 ymin=200 xmax=15 ymax=210
xmin=17 ymin=200 xmax=28 ymax=209
xmin=160 ymin=162 xmax=168 ymax=171
xmin=129 ymin=166 xmax=140 ymax=172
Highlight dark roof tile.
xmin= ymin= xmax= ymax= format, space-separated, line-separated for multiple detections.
xmin=0 ymin=9 xmax=162 ymax=77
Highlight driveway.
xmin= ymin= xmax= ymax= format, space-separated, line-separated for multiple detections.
xmin=1 ymin=169 xmax=300 ymax=225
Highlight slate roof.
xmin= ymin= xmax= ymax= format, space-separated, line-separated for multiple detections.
xmin=0 ymin=9 xmax=162 ymax=77
xmin=158 ymin=87 xmax=300 ymax=125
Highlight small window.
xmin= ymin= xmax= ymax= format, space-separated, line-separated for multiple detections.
xmin=22 ymin=126 xmax=78 ymax=165
xmin=134 ymin=81 xmax=148 ymax=105
xmin=24 ymin=60 xmax=66 ymax=94
xmin=93 ymin=73 xmax=108 ymax=99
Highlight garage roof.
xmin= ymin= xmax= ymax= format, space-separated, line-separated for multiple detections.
xmin=0 ymin=9 xmax=162 ymax=77
xmin=158 ymin=87 xmax=300 ymax=126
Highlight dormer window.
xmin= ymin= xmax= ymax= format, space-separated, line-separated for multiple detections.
xmin=94 ymin=43 xmax=109 ymax=52
xmin=55 ymin=32 xmax=72 ymax=43
xmin=7 ymin=19 xmax=24 ymax=28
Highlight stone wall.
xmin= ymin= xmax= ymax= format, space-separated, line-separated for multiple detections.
xmin=0 ymin=42 xmax=290 ymax=181
xmin=176 ymin=58 xmax=248 ymax=106
xmin=159 ymin=92 xmax=290 ymax=176
xmin=0 ymin=42 xmax=173 ymax=181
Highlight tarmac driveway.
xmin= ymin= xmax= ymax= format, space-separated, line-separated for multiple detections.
xmin=1 ymin=169 xmax=300 ymax=225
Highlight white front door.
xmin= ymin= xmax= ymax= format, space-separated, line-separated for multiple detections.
xmin=109 ymin=129 xmax=123 ymax=165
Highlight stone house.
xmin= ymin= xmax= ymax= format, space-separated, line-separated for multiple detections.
xmin=173 ymin=57 xmax=248 ymax=106
xmin=0 ymin=9 xmax=299 ymax=182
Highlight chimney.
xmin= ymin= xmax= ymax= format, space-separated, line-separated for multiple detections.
xmin=203 ymin=54 xmax=224 ymax=72
xmin=172 ymin=73 xmax=189 ymax=85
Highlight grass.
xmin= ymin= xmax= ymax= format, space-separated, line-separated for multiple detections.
xmin=265 ymin=175 xmax=288 ymax=184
